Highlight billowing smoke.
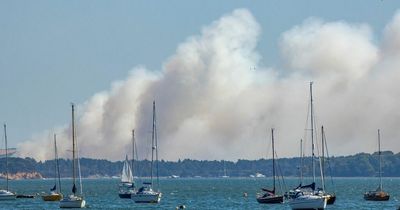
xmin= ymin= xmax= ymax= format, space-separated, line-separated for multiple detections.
xmin=18 ymin=9 xmax=400 ymax=161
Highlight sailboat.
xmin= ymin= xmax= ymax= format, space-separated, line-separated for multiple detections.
xmin=131 ymin=101 xmax=162 ymax=203
xmin=0 ymin=124 xmax=16 ymax=200
xmin=318 ymin=126 xmax=336 ymax=205
xmin=221 ymin=160 xmax=229 ymax=178
xmin=364 ymin=129 xmax=390 ymax=201
xmin=256 ymin=128 xmax=283 ymax=204
xmin=287 ymin=82 xmax=327 ymax=210
xmin=42 ymin=134 xmax=63 ymax=201
xmin=118 ymin=155 xmax=134 ymax=198
xmin=59 ymin=103 xmax=86 ymax=208
xmin=118 ymin=129 xmax=136 ymax=198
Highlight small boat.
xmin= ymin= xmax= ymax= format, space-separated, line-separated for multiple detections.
xmin=60 ymin=104 xmax=86 ymax=208
xmin=288 ymin=191 xmax=327 ymax=210
xmin=318 ymin=126 xmax=336 ymax=205
xmin=131 ymin=101 xmax=162 ymax=203
xmin=364 ymin=129 xmax=390 ymax=201
xmin=119 ymin=129 xmax=137 ymax=199
xmin=287 ymin=82 xmax=326 ymax=210
xmin=118 ymin=155 xmax=135 ymax=198
xmin=0 ymin=124 xmax=16 ymax=200
xmin=42 ymin=134 xmax=63 ymax=201
xmin=221 ymin=160 xmax=229 ymax=178
xmin=256 ymin=128 xmax=283 ymax=204
xmin=133 ymin=183 xmax=162 ymax=203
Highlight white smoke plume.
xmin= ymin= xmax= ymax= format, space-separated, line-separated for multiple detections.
xmin=18 ymin=9 xmax=400 ymax=161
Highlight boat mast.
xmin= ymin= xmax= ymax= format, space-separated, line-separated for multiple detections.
xmin=300 ymin=139 xmax=303 ymax=185
xmin=131 ymin=129 xmax=135 ymax=179
xmin=150 ymin=101 xmax=155 ymax=187
xmin=3 ymin=124 xmax=9 ymax=191
xmin=55 ymin=134 xmax=62 ymax=193
xmin=309 ymin=82 xmax=316 ymax=183
xmin=72 ymin=103 xmax=76 ymax=195
xmin=378 ymin=129 xmax=382 ymax=191
xmin=271 ymin=128 xmax=276 ymax=193
xmin=53 ymin=134 xmax=57 ymax=191
xmin=155 ymin=104 xmax=160 ymax=190
xmin=321 ymin=126 xmax=326 ymax=191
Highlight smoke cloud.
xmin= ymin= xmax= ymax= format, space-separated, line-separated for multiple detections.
xmin=18 ymin=9 xmax=400 ymax=161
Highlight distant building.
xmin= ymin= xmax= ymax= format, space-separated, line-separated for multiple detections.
xmin=0 ymin=148 xmax=17 ymax=158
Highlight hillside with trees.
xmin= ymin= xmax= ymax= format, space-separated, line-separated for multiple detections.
xmin=0 ymin=151 xmax=399 ymax=178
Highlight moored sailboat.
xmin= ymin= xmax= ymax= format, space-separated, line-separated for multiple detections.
xmin=59 ymin=103 xmax=86 ymax=208
xmin=363 ymin=129 xmax=390 ymax=201
xmin=256 ymin=128 xmax=283 ymax=204
xmin=287 ymin=82 xmax=327 ymax=210
xmin=131 ymin=101 xmax=162 ymax=203
xmin=0 ymin=124 xmax=16 ymax=200
xmin=42 ymin=134 xmax=63 ymax=201
xmin=221 ymin=160 xmax=229 ymax=178
xmin=119 ymin=129 xmax=137 ymax=199
xmin=118 ymin=155 xmax=135 ymax=198
xmin=318 ymin=126 xmax=336 ymax=205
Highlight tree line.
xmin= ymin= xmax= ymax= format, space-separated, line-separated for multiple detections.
xmin=0 ymin=151 xmax=398 ymax=178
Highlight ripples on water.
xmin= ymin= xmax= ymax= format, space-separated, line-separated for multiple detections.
xmin=1 ymin=177 xmax=399 ymax=209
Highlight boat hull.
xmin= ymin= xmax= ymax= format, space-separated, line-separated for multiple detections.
xmin=364 ymin=191 xmax=389 ymax=201
xmin=256 ymin=195 xmax=283 ymax=204
xmin=288 ymin=195 xmax=327 ymax=210
xmin=326 ymin=194 xmax=336 ymax=205
xmin=60 ymin=196 xmax=86 ymax=208
xmin=0 ymin=190 xmax=16 ymax=200
xmin=42 ymin=193 xmax=62 ymax=201
xmin=131 ymin=192 xmax=162 ymax=203
xmin=119 ymin=193 xmax=131 ymax=199
xmin=0 ymin=194 xmax=16 ymax=200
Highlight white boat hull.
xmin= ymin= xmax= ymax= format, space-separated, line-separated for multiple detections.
xmin=0 ymin=190 xmax=16 ymax=200
xmin=59 ymin=195 xmax=86 ymax=208
xmin=131 ymin=192 xmax=161 ymax=203
xmin=288 ymin=195 xmax=327 ymax=210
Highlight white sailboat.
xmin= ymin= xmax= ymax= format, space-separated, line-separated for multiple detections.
xmin=318 ymin=126 xmax=336 ymax=204
xmin=221 ymin=160 xmax=229 ymax=178
xmin=42 ymin=134 xmax=63 ymax=201
xmin=288 ymin=82 xmax=327 ymax=210
xmin=118 ymin=154 xmax=135 ymax=198
xmin=60 ymin=103 xmax=86 ymax=208
xmin=0 ymin=124 xmax=16 ymax=200
xmin=131 ymin=101 xmax=162 ymax=203
xmin=119 ymin=130 xmax=136 ymax=198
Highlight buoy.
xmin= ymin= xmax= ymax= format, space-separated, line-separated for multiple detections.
xmin=176 ymin=205 xmax=186 ymax=209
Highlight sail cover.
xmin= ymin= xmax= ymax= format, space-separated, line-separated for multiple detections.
xmin=50 ymin=184 xmax=56 ymax=192
xmin=298 ymin=182 xmax=316 ymax=191
xmin=72 ymin=183 xmax=77 ymax=194
xmin=121 ymin=156 xmax=133 ymax=183
xmin=261 ymin=188 xmax=275 ymax=194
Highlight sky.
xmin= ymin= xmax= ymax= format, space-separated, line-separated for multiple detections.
xmin=1 ymin=1 xmax=400 ymax=161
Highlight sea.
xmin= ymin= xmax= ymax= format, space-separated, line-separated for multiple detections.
xmin=1 ymin=177 xmax=399 ymax=209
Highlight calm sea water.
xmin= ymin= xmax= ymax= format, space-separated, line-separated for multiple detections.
xmin=1 ymin=177 xmax=399 ymax=209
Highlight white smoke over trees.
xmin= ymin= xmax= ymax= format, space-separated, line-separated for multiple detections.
xmin=18 ymin=9 xmax=400 ymax=161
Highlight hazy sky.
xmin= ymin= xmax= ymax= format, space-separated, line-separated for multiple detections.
xmin=1 ymin=1 xmax=400 ymax=161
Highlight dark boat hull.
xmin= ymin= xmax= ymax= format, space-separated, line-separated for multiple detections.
xmin=364 ymin=194 xmax=390 ymax=201
xmin=256 ymin=195 xmax=283 ymax=204
xmin=364 ymin=191 xmax=389 ymax=201
xmin=326 ymin=194 xmax=336 ymax=205
xmin=118 ymin=193 xmax=131 ymax=199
